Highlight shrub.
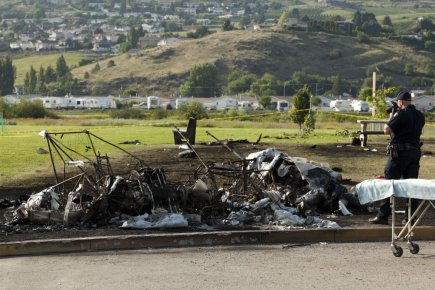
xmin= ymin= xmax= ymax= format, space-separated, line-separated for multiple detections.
xmin=11 ymin=99 xmax=56 ymax=119
xmin=109 ymin=108 xmax=144 ymax=119
xmin=177 ymin=102 xmax=208 ymax=119
xmin=329 ymin=48 xmax=342 ymax=59
xmin=78 ymin=59 xmax=94 ymax=66
xmin=107 ymin=60 xmax=116 ymax=67
xmin=149 ymin=108 xmax=168 ymax=120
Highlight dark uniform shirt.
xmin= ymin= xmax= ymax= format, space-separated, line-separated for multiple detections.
xmin=387 ymin=104 xmax=425 ymax=147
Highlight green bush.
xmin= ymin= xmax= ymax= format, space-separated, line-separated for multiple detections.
xmin=78 ymin=59 xmax=95 ymax=66
xmin=149 ymin=108 xmax=168 ymax=120
xmin=177 ymin=102 xmax=208 ymax=119
xmin=109 ymin=108 xmax=144 ymax=119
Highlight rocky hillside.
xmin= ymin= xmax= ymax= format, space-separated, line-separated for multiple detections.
xmin=72 ymin=29 xmax=434 ymax=96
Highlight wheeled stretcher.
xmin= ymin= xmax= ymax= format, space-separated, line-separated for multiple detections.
xmin=356 ymin=179 xmax=435 ymax=257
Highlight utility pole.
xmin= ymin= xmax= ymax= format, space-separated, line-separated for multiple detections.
xmin=372 ymin=72 xmax=376 ymax=117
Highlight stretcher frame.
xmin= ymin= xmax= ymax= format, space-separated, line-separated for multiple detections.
xmin=390 ymin=196 xmax=435 ymax=257
xmin=356 ymin=179 xmax=435 ymax=257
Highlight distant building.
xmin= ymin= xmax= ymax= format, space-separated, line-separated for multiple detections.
xmin=39 ymin=95 xmax=117 ymax=109
xmin=157 ymin=37 xmax=181 ymax=46
xmin=238 ymin=101 xmax=253 ymax=112
xmin=329 ymin=99 xmax=353 ymax=111
xmin=196 ymin=19 xmax=212 ymax=25
xmin=147 ymin=96 xmax=160 ymax=109
xmin=412 ymin=95 xmax=435 ymax=111
xmin=271 ymin=97 xmax=290 ymax=111
xmin=351 ymin=100 xmax=370 ymax=112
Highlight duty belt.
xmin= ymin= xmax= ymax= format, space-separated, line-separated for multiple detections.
xmin=395 ymin=143 xmax=420 ymax=151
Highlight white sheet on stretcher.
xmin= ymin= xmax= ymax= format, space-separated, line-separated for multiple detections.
xmin=356 ymin=179 xmax=435 ymax=205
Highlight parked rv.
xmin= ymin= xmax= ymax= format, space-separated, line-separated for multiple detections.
xmin=351 ymin=100 xmax=370 ymax=112
xmin=238 ymin=101 xmax=253 ymax=112
xmin=329 ymin=99 xmax=353 ymax=111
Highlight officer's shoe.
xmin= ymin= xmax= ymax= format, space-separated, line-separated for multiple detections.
xmin=368 ymin=216 xmax=389 ymax=225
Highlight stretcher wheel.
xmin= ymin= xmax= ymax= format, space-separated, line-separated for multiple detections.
xmin=408 ymin=242 xmax=420 ymax=254
xmin=391 ymin=245 xmax=403 ymax=257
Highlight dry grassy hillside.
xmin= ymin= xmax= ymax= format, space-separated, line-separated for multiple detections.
xmin=72 ymin=29 xmax=433 ymax=96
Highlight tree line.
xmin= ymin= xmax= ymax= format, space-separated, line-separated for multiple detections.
xmin=0 ymin=55 xmax=16 ymax=95
xmin=22 ymin=55 xmax=77 ymax=96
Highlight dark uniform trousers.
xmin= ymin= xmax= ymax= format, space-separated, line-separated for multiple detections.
xmin=377 ymin=148 xmax=421 ymax=219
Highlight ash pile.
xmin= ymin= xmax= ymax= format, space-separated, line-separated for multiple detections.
xmin=1 ymin=130 xmax=362 ymax=231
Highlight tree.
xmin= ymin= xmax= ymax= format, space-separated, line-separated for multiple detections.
xmin=23 ymin=65 xmax=37 ymax=94
xmin=417 ymin=17 xmax=434 ymax=31
xmin=91 ymin=63 xmax=100 ymax=73
xmin=163 ymin=21 xmax=181 ymax=32
xmin=179 ymin=63 xmax=218 ymax=97
xmin=382 ymin=16 xmax=392 ymax=26
xmin=291 ymin=8 xmax=300 ymax=19
xmin=352 ymin=11 xmax=381 ymax=36
xmin=240 ymin=16 xmax=251 ymax=27
xmin=366 ymin=87 xmax=399 ymax=119
xmin=120 ymin=0 xmax=127 ymax=16
xmin=178 ymin=101 xmax=208 ymax=119
xmin=291 ymin=86 xmax=311 ymax=130
xmin=107 ymin=60 xmax=116 ymax=67
xmin=36 ymin=66 xmax=47 ymax=94
xmin=45 ymin=65 xmax=56 ymax=83
xmin=311 ymin=96 xmax=322 ymax=107
xmin=222 ymin=19 xmax=235 ymax=31
xmin=227 ymin=71 xmax=257 ymax=95
xmin=187 ymin=26 xmax=210 ymax=39
xmin=259 ymin=95 xmax=271 ymax=109
xmin=331 ymin=75 xmax=343 ymax=96
xmin=56 ymin=55 xmax=70 ymax=80
xmin=250 ymin=73 xmax=278 ymax=98
xmin=31 ymin=2 xmax=45 ymax=20
xmin=357 ymin=31 xmax=370 ymax=43
xmin=404 ymin=64 xmax=415 ymax=76
xmin=0 ymin=55 xmax=16 ymax=95
xmin=125 ymin=26 xmax=140 ymax=50
xmin=424 ymin=40 xmax=435 ymax=52
xmin=358 ymin=87 xmax=372 ymax=101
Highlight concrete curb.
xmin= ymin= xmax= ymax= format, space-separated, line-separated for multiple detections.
xmin=1 ymin=226 xmax=435 ymax=257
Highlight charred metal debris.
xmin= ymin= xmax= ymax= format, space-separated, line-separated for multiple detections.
xmin=2 ymin=130 xmax=362 ymax=230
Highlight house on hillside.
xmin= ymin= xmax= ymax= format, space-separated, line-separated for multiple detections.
xmin=412 ymin=95 xmax=435 ymax=111
xmin=196 ymin=19 xmax=212 ymax=25
xmin=147 ymin=96 xmax=160 ymax=109
xmin=35 ymin=40 xmax=56 ymax=51
xmin=238 ymin=101 xmax=253 ymax=112
xmin=212 ymin=96 xmax=238 ymax=110
xmin=271 ymin=97 xmax=290 ymax=111
xmin=157 ymin=37 xmax=181 ymax=46
xmin=235 ymin=96 xmax=261 ymax=110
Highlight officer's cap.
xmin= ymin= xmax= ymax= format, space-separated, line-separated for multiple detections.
xmin=394 ymin=91 xmax=412 ymax=101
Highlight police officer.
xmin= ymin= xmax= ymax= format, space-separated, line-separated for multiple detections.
xmin=368 ymin=91 xmax=425 ymax=224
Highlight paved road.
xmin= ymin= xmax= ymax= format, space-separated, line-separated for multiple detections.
xmin=1 ymin=242 xmax=435 ymax=290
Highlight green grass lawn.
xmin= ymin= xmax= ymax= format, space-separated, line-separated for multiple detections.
xmin=0 ymin=119 xmax=358 ymax=185
xmin=2 ymin=114 xmax=435 ymax=186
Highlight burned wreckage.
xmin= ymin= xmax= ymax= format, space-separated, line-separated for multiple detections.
xmin=3 ymin=129 xmax=362 ymax=229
